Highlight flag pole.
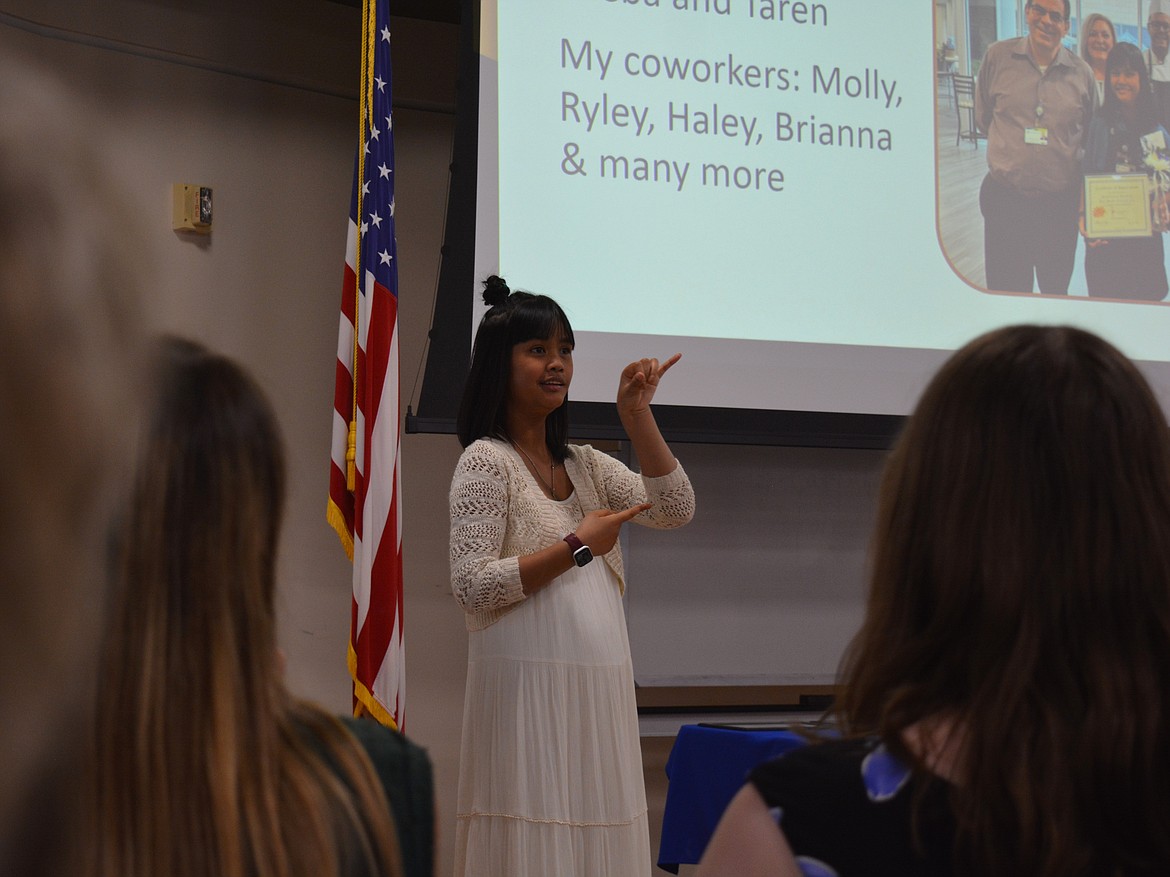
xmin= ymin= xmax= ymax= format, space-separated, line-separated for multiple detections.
xmin=347 ymin=0 xmax=377 ymax=492
xmin=330 ymin=0 xmax=404 ymax=731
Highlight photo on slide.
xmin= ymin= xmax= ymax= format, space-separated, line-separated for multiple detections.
xmin=934 ymin=1 xmax=1170 ymax=304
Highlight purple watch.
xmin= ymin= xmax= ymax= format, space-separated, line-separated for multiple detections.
xmin=563 ymin=532 xmax=594 ymax=567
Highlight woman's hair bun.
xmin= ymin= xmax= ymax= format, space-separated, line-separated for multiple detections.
xmin=482 ymin=275 xmax=511 ymax=307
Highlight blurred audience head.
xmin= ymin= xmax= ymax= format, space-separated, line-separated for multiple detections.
xmin=95 ymin=337 xmax=404 ymax=877
xmin=0 ymin=61 xmax=145 ymax=875
xmin=842 ymin=324 xmax=1170 ymax=873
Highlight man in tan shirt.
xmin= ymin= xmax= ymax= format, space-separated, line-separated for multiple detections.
xmin=976 ymin=0 xmax=1095 ymax=294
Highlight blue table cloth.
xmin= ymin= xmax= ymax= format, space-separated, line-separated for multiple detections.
xmin=657 ymin=724 xmax=809 ymax=873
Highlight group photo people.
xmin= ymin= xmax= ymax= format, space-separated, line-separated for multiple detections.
xmin=939 ymin=0 xmax=1170 ymax=302
xmin=1081 ymin=40 xmax=1170 ymax=299
xmin=1081 ymin=11 xmax=1116 ymax=102
xmin=975 ymin=0 xmax=1096 ymax=296
xmin=1145 ymin=0 xmax=1170 ymax=117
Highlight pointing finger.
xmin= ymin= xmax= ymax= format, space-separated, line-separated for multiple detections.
xmin=614 ymin=502 xmax=653 ymax=522
xmin=658 ymin=353 xmax=682 ymax=376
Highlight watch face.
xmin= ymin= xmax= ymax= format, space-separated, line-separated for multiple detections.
xmin=573 ymin=545 xmax=594 ymax=567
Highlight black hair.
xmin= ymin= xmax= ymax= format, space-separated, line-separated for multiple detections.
xmin=455 ymin=276 xmax=575 ymax=460
xmin=1101 ymin=41 xmax=1158 ymax=130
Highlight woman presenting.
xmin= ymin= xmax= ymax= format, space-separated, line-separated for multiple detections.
xmin=449 ymin=276 xmax=695 ymax=876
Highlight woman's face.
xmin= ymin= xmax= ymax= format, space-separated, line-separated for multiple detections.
xmin=1086 ymin=20 xmax=1114 ymax=65
xmin=506 ymin=333 xmax=574 ymax=420
xmin=1110 ymin=65 xmax=1142 ymax=104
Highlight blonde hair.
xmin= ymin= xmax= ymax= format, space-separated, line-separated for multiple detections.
xmin=94 ymin=338 xmax=403 ymax=877
xmin=1080 ymin=12 xmax=1116 ymax=66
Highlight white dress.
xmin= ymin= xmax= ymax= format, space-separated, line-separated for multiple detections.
xmin=454 ymin=490 xmax=651 ymax=877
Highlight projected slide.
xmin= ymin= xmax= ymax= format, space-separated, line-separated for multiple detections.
xmin=475 ymin=0 xmax=1170 ymax=415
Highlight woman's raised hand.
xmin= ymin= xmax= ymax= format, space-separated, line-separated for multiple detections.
xmin=574 ymin=504 xmax=652 ymax=556
xmin=617 ymin=353 xmax=681 ymax=419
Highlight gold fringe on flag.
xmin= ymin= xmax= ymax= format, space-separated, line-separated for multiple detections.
xmin=349 ymin=642 xmax=399 ymax=730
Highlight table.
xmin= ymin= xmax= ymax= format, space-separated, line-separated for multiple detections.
xmin=657 ymin=724 xmax=810 ymax=873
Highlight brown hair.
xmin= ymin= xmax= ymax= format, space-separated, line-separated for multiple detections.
xmin=840 ymin=325 xmax=1170 ymax=875
xmin=94 ymin=337 xmax=403 ymax=877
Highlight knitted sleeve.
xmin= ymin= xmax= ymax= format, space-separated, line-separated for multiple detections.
xmin=585 ymin=447 xmax=695 ymax=529
xmin=448 ymin=442 xmax=526 ymax=615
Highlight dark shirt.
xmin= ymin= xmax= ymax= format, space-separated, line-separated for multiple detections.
xmin=748 ymin=737 xmax=954 ymax=877
xmin=341 ymin=716 xmax=434 ymax=877
xmin=301 ymin=715 xmax=434 ymax=877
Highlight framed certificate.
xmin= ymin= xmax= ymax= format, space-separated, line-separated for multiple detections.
xmin=1084 ymin=173 xmax=1153 ymax=238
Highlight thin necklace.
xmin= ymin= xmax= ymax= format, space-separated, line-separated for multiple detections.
xmin=513 ymin=442 xmax=560 ymax=500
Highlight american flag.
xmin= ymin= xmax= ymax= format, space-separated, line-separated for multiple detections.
xmin=328 ymin=0 xmax=404 ymax=730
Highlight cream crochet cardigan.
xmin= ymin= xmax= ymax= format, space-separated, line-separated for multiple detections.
xmin=449 ymin=438 xmax=695 ymax=631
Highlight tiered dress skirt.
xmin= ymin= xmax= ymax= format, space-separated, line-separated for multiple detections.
xmin=454 ymin=493 xmax=650 ymax=877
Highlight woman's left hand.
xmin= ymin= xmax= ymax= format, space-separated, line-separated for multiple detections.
xmin=617 ymin=353 xmax=680 ymax=419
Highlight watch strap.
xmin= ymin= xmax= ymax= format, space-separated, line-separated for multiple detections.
xmin=563 ymin=532 xmax=593 ymax=566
